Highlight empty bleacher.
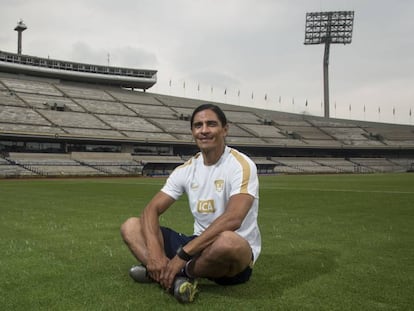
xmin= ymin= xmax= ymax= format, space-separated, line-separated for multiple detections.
xmin=349 ymin=157 xmax=406 ymax=173
xmin=98 ymin=114 xmax=162 ymax=133
xmin=71 ymin=152 xmax=143 ymax=175
xmin=312 ymin=158 xmax=356 ymax=173
xmin=388 ymin=158 xmax=414 ymax=171
xmin=155 ymin=94 xmax=200 ymax=108
xmin=7 ymin=153 xmax=103 ymax=176
xmin=251 ymin=157 xmax=277 ymax=174
xmin=2 ymin=72 xmax=413 ymax=150
xmin=0 ymin=106 xmax=50 ymax=125
xmin=133 ymin=154 xmax=184 ymax=176
xmin=19 ymin=93 xmax=84 ymax=111
xmin=225 ymin=110 xmax=263 ymax=124
xmin=41 ymin=110 xmax=110 ymax=129
xmin=1 ymin=76 xmax=62 ymax=96
xmin=364 ymin=125 xmax=414 ymax=147
xmin=133 ymin=154 xmax=184 ymax=164
xmin=240 ymin=124 xmax=286 ymax=139
xmin=75 ymin=99 xmax=134 ymax=115
xmin=322 ymin=126 xmax=384 ymax=146
xmin=272 ymin=157 xmax=339 ymax=174
xmin=109 ymin=89 xmax=162 ymax=105
xmin=0 ymin=162 xmax=35 ymax=177
xmin=1 ymin=70 xmax=414 ymax=178
xmin=0 ymin=123 xmax=65 ymax=135
xmin=0 ymin=89 xmax=27 ymax=107
xmin=54 ymin=83 xmax=114 ymax=101
xmin=125 ymin=102 xmax=177 ymax=119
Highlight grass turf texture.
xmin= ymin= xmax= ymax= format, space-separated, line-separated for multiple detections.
xmin=1 ymin=174 xmax=413 ymax=310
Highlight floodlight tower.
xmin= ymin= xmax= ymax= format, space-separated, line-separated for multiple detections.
xmin=14 ymin=20 xmax=27 ymax=55
xmin=304 ymin=11 xmax=354 ymax=118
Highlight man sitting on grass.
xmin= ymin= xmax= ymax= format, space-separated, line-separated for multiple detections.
xmin=120 ymin=103 xmax=261 ymax=303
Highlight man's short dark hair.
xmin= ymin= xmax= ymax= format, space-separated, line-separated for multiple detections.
xmin=190 ymin=104 xmax=228 ymax=128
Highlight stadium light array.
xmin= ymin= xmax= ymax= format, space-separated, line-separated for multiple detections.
xmin=304 ymin=11 xmax=354 ymax=118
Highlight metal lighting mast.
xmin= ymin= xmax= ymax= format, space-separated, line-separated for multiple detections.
xmin=304 ymin=11 xmax=354 ymax=118
xmin=14 ymin=20 xmax=27 ymax=55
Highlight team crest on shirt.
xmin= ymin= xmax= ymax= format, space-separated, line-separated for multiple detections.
xmin=214 ymin=179 xmax=225 ymax=192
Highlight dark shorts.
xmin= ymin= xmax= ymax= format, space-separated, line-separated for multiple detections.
xmin=160 ymin=226 xmax=253 ymax=286
xmin=160 ymin=226 xmax=197 ymax=259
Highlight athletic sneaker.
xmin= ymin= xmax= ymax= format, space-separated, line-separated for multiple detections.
xmin=129 ymin=265 xmax=153 ymax=283
xmin=173 ymin=277 xmax=199 ymax=303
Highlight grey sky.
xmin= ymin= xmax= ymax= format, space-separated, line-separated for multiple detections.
xmin=1 ymin=0 xmax=413 ymax=125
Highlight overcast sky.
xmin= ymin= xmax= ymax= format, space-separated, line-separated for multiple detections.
xmin=1 ymin=0 xmax=413 ymax=125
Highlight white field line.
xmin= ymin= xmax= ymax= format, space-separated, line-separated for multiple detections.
xmin=261 ymin=186 xmax=414 ymax=195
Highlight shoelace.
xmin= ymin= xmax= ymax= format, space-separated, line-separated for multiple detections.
xmin=178 ymin=280 xmax=199 ymax=302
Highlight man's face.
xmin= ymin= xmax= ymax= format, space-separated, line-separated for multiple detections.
xmin=191 ymin=109 xmax=228 ymax=152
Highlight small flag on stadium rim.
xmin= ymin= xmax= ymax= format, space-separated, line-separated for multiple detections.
xmin=349 ymin=104 xmax=351 ymax=111
xmin=265 ymin=94 xmax=267 ymax=101
xmin=237 ymin=90 xmax=240 ymax=97
xmin=410 ymin=108 xmax=412 ymax=116
xmin=251 ymin=92 xmax=254 ymax=99
xmin=393 ymin=107 xmax=395 ymax=115
xmin=364 ymin=105 xmax=366 ymax=112
xmin=211 ymin=86 xmax=213 ymax=93
xmin=183 ymin=81 xmax=186 ymax=89
xmin=197 ymin=83 xmax=200 ymax=91
xmin=169 ymin=79 xmax=172 ymax=87
xmin=278 ymin=96 xmax=281 ymax=103
xmin=224 ymin=88 xmax=227 ymax=95
xmin=305 ymin=99 xmax=308 ymax=107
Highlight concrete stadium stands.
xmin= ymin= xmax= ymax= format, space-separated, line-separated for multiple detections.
xmin=109 ymin=89 xmax=163 ymax=105
xmin=71 ymin=152 xmax=142 ymax=175
xmin=0 ymin=89 xmax=27 ymax=107
xmin=1 ymin=68 xmax=414 ymax=178
xmin=272 ymin=157 xmax=339 ymax=173
xmin=0 ymin=106 xmax=51 ymax=125
xmin=0 ymin=163 xmax=35 ymax=177
xmin=75 ymin=99 xmax=135 ymax=116
xmin=54 ymin=83 xmax=115 ymax=101
xmin=20 ymin=93 xmax=84 ymax=111
xmin=312 ymin=158 xmax=356 ymax=173
xmin=1 ymin=76 xmax=62 ymax=96
xmin=6 ymin=152 xmax=103 ymax=176
xmin=133 ymin=155 xmax=184 ymax=176
xmin=125 ymin=103 xmax=177 ymax=119
xmin=349 ymin=157 xmax=406 ymax=173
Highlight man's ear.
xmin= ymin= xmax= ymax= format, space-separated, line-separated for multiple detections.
xmin=223 ymin=124 xmax=229 ymax=137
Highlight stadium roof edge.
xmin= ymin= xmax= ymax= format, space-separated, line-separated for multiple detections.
xmin=0 ymin=50 xmax=157 ymax=90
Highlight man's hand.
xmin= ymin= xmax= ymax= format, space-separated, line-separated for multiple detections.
xmin=146 ymin=255 xmax=169 ymax=283
xmin=160 ymin=256 xmax=186 ymax=289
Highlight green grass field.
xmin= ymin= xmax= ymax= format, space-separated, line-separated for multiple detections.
xmin=1 ymin=174 xmax=413 ymax=310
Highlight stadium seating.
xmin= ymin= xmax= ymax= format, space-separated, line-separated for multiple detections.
xmin=1 ymin=76 xmax=62 ymax=96
xmin=6 ymin=152 xmax=104 ymax=176
xmin=271 ymin=157 xmax=339 ymax=173
xmin=71 ymin=152 xmax=142 ymax=175
xmin=1 ymin=70 xmax=414 ymax=178
xmin=349 ymin=157 xmax=406 ymax=173
xmin=312 ymin=158 xmax=357 ymax=173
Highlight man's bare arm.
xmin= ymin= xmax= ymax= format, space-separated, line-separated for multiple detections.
xmin=183 ymin=193 xmax=254 ymax=256
xmin=160 ymin=193 xmax=254 ymax=289
xmin=140 ymin=191 xmax=175 ymax=282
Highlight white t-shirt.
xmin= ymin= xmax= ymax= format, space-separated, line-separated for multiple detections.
xmin=161 ymin=146 xmax=261 ymax=262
